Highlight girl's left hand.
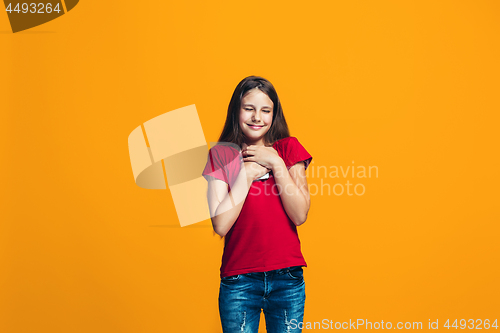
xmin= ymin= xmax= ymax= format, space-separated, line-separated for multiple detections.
xmin=241 ymin=143 xmax=282 ymax=170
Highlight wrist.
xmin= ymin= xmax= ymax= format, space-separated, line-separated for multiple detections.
xmin=240 ymin=163 xmax=257 ymax=181
xmin=270 ymin=157 xmax=286 ymax=173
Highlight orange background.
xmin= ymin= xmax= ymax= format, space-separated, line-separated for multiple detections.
xmin=1 ymin=1 xmax=499 ymax=332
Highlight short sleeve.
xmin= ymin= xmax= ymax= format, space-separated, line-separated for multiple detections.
xmin=273 ymin=137 xmax=313 ymax=170
xmin=202 ymin=144 xmax=242 ymax=189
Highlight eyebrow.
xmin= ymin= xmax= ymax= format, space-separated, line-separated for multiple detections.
xmin=242 ymin=104 xmax=272 ymax=109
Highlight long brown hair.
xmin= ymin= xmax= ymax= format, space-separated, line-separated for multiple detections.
xmin=218 ymin=76 xmax=290 ymax=148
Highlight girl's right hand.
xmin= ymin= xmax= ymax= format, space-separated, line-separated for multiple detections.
xmin=243 ymin=161 xmax=271 ymax=180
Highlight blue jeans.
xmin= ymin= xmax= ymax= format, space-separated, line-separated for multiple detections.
xmin=219 ymin=266 xmax=305 ymax=333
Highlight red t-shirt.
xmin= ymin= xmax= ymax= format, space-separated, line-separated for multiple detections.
xmin=202 ymin=137 xmax=312 ymax=278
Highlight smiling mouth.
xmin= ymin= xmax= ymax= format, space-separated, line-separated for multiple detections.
xmin=247 ymin=124 xmax=264 ymax=127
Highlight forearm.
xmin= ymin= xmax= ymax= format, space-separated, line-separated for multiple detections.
xmin=271 ymin=159 xmax=310 ymax=226
xmin=211 ymin=168 xmax=253 ymax=237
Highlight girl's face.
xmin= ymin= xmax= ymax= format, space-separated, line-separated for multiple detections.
xmin=239 ymin=88 xmax=274 ymax=146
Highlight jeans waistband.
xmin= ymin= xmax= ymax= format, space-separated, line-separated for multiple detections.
xmin=261 ymin=266 xmax=301 ymax=276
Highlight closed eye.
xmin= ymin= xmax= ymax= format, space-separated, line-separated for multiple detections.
xmin=244 ymin=108 xmax=271 ymax=113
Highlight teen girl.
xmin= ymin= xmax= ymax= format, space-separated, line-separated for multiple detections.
xmin=202 ymin=76 xmax=313 ymax=333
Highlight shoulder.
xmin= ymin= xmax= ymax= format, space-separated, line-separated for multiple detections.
xmin=272 ymin=136 xmax=298 ymax=148
xmin=210 ymin=143 xmax=241 ymax=153
xmin=272 ymin=136 xmax=306 ymax=151
xmin=204 ymin=143 xmax=242 ymax=173
xmin=208 ymin=143 xmax=241 ymax=160
xmin=203 ymin=143 xmax=243 ymax=182
xmin=273 ymin=136 xmax=312 ymax=169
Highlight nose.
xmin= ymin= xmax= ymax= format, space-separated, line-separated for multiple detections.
xmin=252 ymin=110 xmax=261 ymax=122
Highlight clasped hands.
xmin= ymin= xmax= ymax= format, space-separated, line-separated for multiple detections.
xmin=241 ymin=143 xmax=281 ymax=180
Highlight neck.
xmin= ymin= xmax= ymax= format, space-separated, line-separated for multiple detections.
xmin=244 ymin=138 xmax=266 ymax=147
